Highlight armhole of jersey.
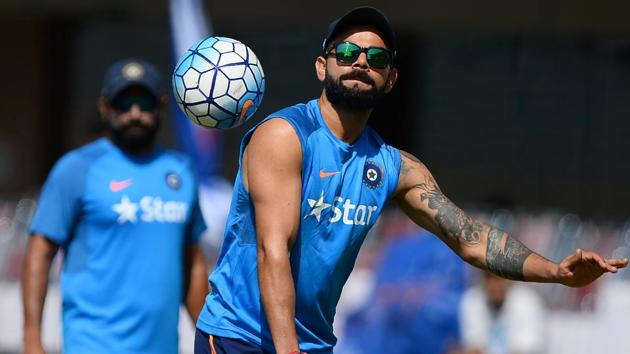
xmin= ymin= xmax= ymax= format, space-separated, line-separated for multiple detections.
xmin=389 ymin=146 xmax=403 ymax=200
xmin=237 ymin=116 xmax=306 ymax=185
xmin=368 ymin=128 xmax=402 ymax=201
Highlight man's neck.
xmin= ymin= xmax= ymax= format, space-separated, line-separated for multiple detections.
xmin=107 ymin=136 xmax=156 ymax=156
xmin=318 ymin=93 xmax=372 ymax=145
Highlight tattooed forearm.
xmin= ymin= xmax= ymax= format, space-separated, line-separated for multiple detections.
xmin=485 ymin=227 xmax=533 ymax=280
xmin=415 ymin=179 xmax=482 ymax=245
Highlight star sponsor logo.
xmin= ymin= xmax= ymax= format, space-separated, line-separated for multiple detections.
xmin=112 ymin=195 xmax=188 ymax=224
xmin=304 ymin=191 xmax=378 ymax=226
xmin=304 ymin=191 xmax=332 ymax=222
xmin=363 ymin=160 xmax=384 ymax=190
xmin=112 ymin=195 xmax=138 ymax=223
xmin=109 ymin=178 xmax=133 ymax=192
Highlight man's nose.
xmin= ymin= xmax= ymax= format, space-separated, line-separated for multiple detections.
xmin=352 ymin=52 xmax=369 ymax=69
xmin=128 ymin=104 xmax=143 ymax=118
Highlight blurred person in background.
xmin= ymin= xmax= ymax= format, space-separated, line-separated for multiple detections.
xmin=460 ymin=272 xmax=545 ymax=354
xmin=338 ymin=225 xmax=467 ymax=354
xmin=21 ymin=58 xmax=208 ymax=354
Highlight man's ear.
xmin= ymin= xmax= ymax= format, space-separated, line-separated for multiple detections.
xmin=384 ymin=67 xmax=398 ymax=94
xmin=158 ymin=95 xmax=169 ymax=108
xmin=315 ymin=56 xmax=327 ymax=82
xmin=97 ymin=96 xmax=109 ymax=121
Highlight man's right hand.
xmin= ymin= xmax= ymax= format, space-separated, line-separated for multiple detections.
xmin=22 ymin=235 xmax=58 ymax=354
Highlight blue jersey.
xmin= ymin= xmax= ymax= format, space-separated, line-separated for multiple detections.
xmin=197 ymin=99 xmax=401 ymax=353
xmin=30 ymin=137 xmax=206 ymax=354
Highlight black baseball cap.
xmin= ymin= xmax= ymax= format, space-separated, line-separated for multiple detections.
xmin=321 ymin=6 xmax=397 ymax=56
xmin=101 ymin=58 xmax=162 ymax=100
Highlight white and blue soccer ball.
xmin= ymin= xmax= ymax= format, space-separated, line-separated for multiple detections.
xmin=172 ymin=36 xmax=265 ymax=130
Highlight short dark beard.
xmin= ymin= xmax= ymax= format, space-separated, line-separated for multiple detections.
xmin=107 ymin=119 xmax=159 ymax=152
xmin=324 ymin=69 xmax=385 ymax=111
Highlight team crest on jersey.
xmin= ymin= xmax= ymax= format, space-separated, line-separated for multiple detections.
xmin=165 ymin=172 xmax=181 ymax=190
xmin=363 ymin=160 xmax=384 ymax=189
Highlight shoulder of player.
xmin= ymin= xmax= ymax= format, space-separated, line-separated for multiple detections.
xmin=154 ymin=147 xmax=201 ymax=180
xmin=268 ymin=101 xmax=310 ymax=118
xmin=399 ymin=149 xmax=429 ymax=172
xmin=54 ymin=138 xmax=110 ymax=171
xmin=245 ymin=118 xmax=302 ymax=172
xmin=394 ymin=149 xmax=436 ymax=195
xmin=250 ymin=117 xmax=300 ymax=147
xmin=364 ymin=126 xmax=400 ymax=155
xmin=160 ymin=146 xmax=192 ymax=165
xmin=261 ymin=101 xmax=319 ymax=137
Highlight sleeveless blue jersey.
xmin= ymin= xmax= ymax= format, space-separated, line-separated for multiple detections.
xmin=197 ymin=99 xmax=401 ymax=353
xmin=30 ymin=137 xmax=206 ymax=354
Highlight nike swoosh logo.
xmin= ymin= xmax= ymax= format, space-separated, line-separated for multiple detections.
xmin=109 ymin=179 xmax=133 ymax=192
xmin=319 ymin=169 xmax=340 ymax=178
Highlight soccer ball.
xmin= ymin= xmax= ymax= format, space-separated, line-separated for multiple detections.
xmin=172 ymin=36 xmax=265 ymax=130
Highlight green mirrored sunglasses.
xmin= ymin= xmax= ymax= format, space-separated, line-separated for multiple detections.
xmin=326 ymin=41 xmax=393 ymax=69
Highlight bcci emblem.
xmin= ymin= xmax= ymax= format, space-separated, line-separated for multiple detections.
xmin=122 ymin=62 xmax=144 ymax=80
xmin=165 ymin=172 xmax=181 ymax=190
xmin=363 ymin=160 xmax=384 ymax=190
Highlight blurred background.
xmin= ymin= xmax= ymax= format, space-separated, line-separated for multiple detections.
xmin=2 ymin=0 xmax=630 ymax=353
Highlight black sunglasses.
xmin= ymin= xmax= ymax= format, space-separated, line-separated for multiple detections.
xmin=112 ymin=95 xmax=158 ymax=112
xmin=325 ymin=41 xmax=393 ymax=69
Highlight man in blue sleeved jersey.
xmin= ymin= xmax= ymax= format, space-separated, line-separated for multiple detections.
xmin=22 ymin=58 xmax=208 ymax=354
xmin=195 ymin=7 xmax=628 ymax=354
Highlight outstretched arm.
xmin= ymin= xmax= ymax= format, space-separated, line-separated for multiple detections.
xmin=394 ymin=150 xmax=628 ymax=285
xmin=245 ymin=118 xmax=303 ymax=353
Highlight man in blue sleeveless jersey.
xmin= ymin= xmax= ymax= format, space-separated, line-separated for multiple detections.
xmin=195 ymin=7 xmax=628 ymax=354
xmin=22 ymin=58 xmax=208 ymax=354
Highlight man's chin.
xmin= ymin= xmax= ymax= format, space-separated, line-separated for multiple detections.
xmin=119 ymin=138 xmax=154 ymax=151
xmin=115 ymin=130 xmax=156 ymax=151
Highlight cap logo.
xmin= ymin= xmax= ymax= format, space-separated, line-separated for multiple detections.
xmin=122 ymin=62 xmax=145 ymax=80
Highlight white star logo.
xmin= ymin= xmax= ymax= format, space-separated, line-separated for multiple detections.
xmin=304 ymin=191 xmax=331 ymax=223
xmin=112 ymin=195 xmax=138 ymax=224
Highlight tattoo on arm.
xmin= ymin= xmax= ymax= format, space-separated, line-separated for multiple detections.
xmin=399 ymin=151 xmax=421 ymax=177
xmin=415 ymin=178 xmax=483 ymax=245
xmin=485 ymin=227 xmax=533 ymax=280
xmin=403 ymin=149 xmax=532 ymax=279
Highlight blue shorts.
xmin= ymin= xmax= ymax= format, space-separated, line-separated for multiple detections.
xmin=194 ymin=328 xmax=266 ymax=354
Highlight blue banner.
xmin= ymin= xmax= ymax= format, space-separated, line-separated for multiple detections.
xmin=168 ymin=0 xmax=223 ymax=182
